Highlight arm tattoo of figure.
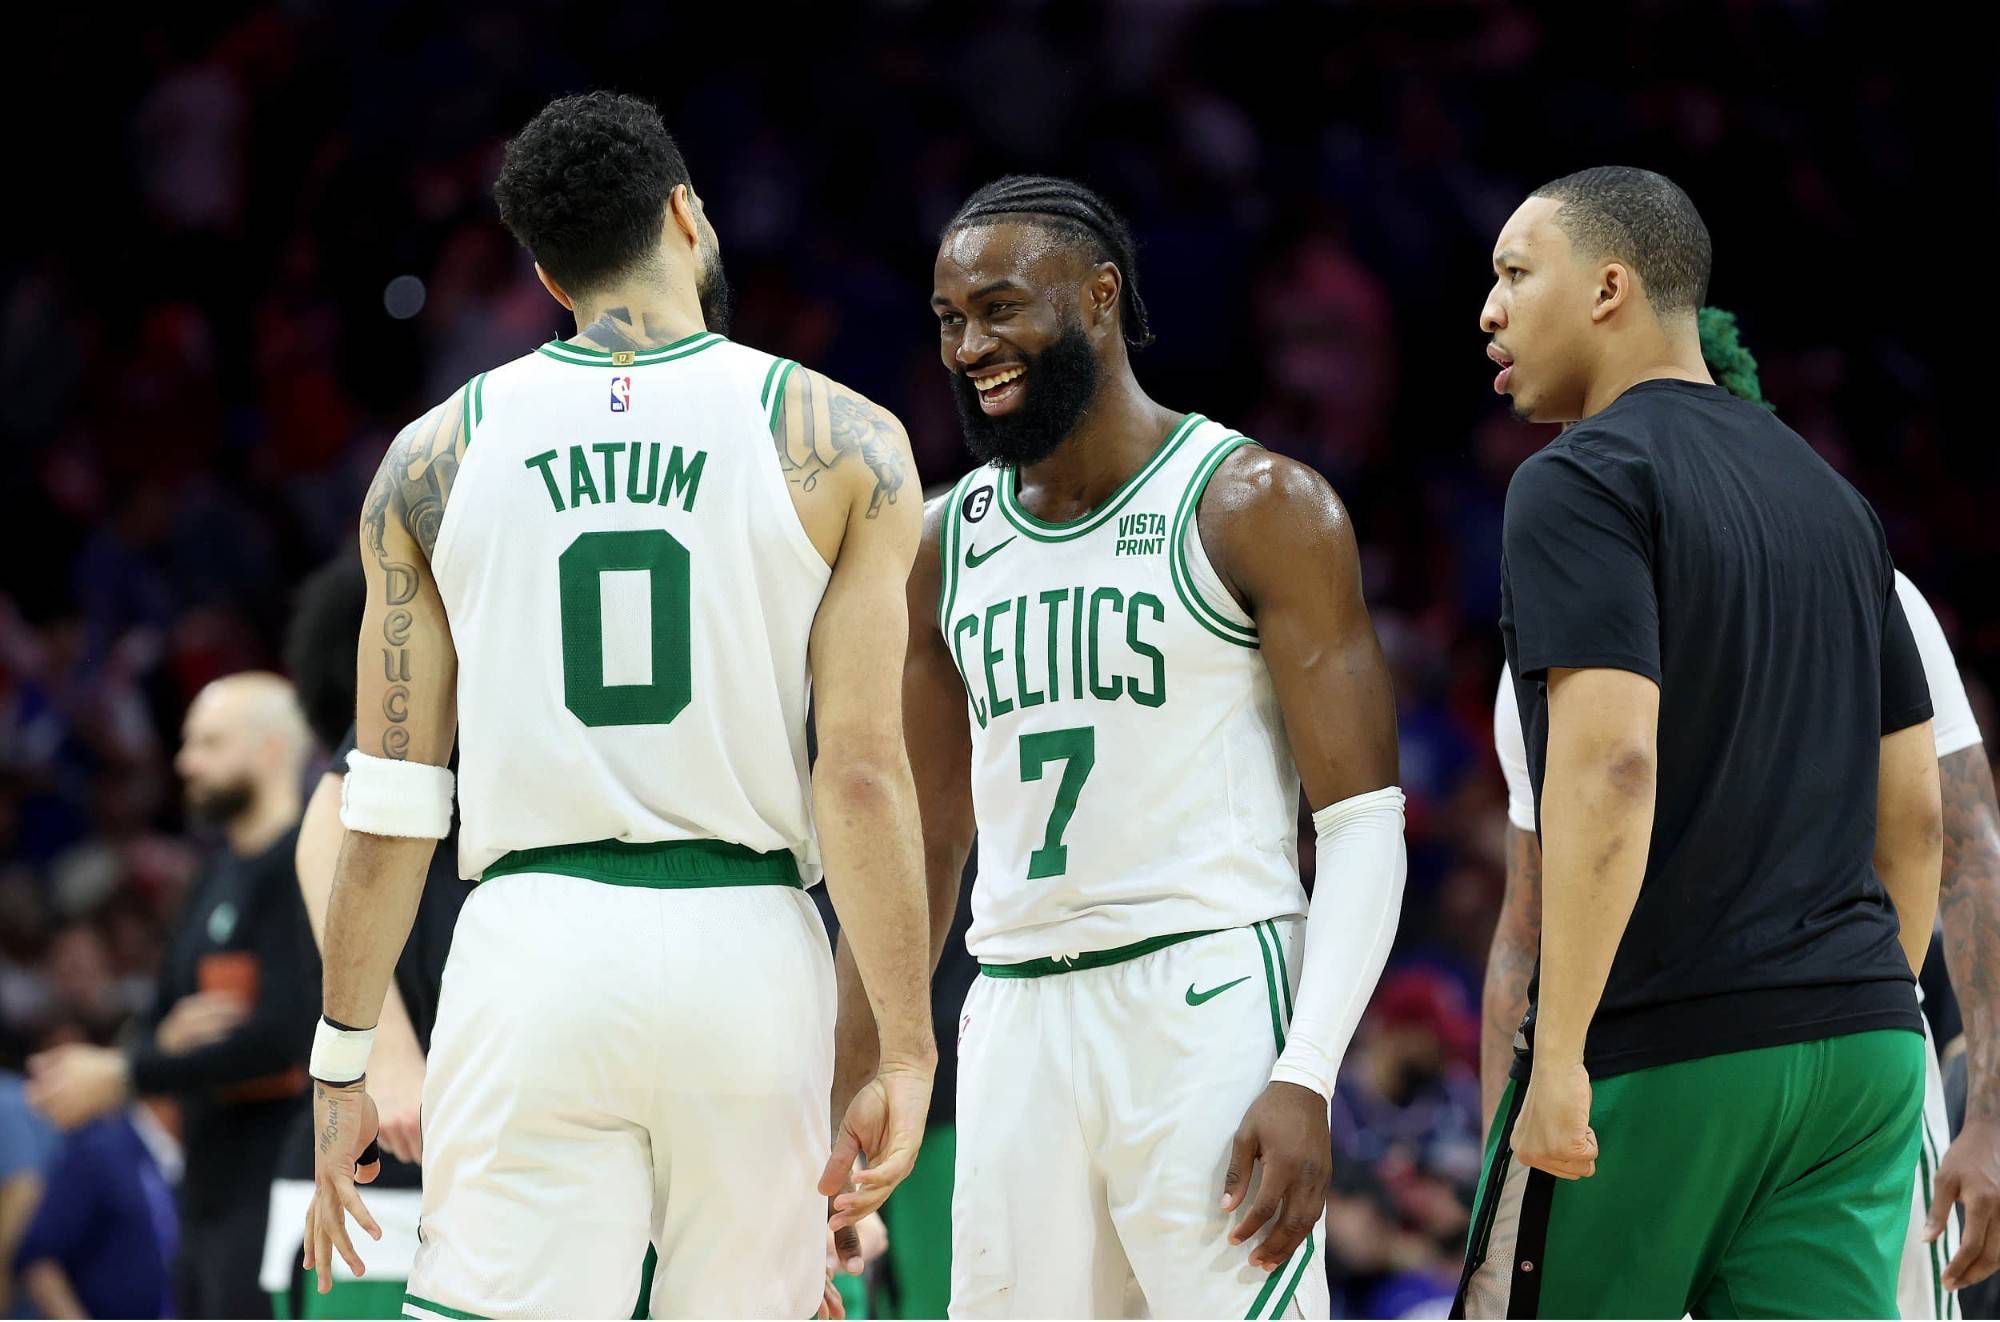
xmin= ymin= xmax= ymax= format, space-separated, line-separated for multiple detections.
xmin=360 ymin=398 xmax=464 ymax=759
xmin=770 ymin=371 xmax=907 ymax=518
xmin=1939 ymin=746 xmax=2000 ymax=1121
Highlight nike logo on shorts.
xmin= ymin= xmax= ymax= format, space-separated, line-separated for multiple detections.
xmin=1185 ymin=976 xmax=1251 ymax=1006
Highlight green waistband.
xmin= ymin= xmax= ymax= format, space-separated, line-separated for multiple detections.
xmin=482 ymin=838 xmax=801 ymax=890
xmin=979 ymin=929 xmax=1218 ymax=978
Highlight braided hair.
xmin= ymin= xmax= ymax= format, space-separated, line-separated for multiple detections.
xmin=1696 ymin=306 xmax=1775 ymax=411
xmin=944 ymin=175 xmax=1157 ymax=350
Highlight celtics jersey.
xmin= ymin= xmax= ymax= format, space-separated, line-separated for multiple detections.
xmin=937 ymin=414 xmax=1306 ymax=962
xmin=432 ymin=334 xmax=829 ymax=883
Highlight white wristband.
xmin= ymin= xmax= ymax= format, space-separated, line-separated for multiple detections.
xmin=341 ymin=750 xmax=454 ymax=839
xmin=310 ymin=1017 xmax=376 ymax=1085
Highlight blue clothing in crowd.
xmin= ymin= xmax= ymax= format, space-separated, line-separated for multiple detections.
xmin=15 ymin=1112 xmax=178 ymax=1319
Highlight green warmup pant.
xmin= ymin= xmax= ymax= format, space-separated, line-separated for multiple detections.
xmin=879 ymin=1124 xmax=956 ymax=1319
xmin=271 ymin=1280 xmax=409 ymax=1319
xmin=1454 ymin=1029 xmax=1923 ymax=1319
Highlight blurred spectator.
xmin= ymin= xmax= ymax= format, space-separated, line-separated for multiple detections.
xmin=14 ymin=1100 xmax=179 ymax=1319
xmin=0 ymin=1071 xmax=60 ymax=1314
xmin=28 ymin=673 xmax=315 ymax=1318
xmin=1328 ymin=970 xmax=1483 ymax=1317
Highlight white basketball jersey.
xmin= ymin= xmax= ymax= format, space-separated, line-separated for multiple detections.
xmin=432 ymin=334 xmax=829 ymax=882
xmin=936 ymin=415 xmax=1306 ymax=962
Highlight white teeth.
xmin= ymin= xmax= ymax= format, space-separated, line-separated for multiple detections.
xmin=975 ymin=367 xmax=1025 ymax=393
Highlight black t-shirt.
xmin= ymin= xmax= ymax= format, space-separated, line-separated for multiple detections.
xmin=1502 ymin=379 xmax=1932 ymax=1079
xmin=128 ymin=824 xmax=315 ymax=1217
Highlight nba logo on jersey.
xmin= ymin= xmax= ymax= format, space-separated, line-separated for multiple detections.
xmin=609 ymin=376 xmax=632 ymax=412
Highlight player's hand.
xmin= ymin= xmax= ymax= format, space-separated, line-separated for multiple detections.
xmin=24 ymin=1044 xmax=131 ymax=1130
xmin=369 ymin=1042 xmax=426 ymax=1165
xmin=1511 ymin=1059 xmax=1597 ymax=1180
xmin=819 ymin=1059 xmax=933 ymax=1233
xmin=1222 ymin=1080 xmax=1333 ymax=1272
xmin=156 ymin=991 xmax=249 ymax=1054
xmin=1929 ymin=1115 xmax=2000 ymax=1289
xmin=303 ymin=1079 xmax=383 ymax=1294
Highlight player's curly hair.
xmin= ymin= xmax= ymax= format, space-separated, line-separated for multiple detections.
xmin=493 ymin=91 xmax=692 ymax=297
xmin=944 ymin=175 xmax=1156 ymax=350
xmin=1697 ymin=306 xmax=1775 ymax=411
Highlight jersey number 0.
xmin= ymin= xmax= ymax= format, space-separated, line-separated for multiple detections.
xmin=557 ymin=529 xmax=692 ymax=727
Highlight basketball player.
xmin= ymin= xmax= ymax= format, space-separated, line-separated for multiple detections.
xmin=1461 ymin=168 xmax=1940 ymax=1317
xmin=1482 ymin=307 xmax=2000 ymax=1318
xmin=300 ymin=92 xmax=936 ymax=1319
xmin=830 ymin=174 xmax=1407 ymax=1319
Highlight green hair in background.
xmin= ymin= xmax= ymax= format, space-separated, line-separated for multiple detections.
xmin=1697 ymin=306 xmax=1775 ymax=411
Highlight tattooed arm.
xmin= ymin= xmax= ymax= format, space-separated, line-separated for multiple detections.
xmin=1482 ymin=825 xmax=1541 ymax=1134
xmin=1928 ymin=745 xmax=2000 ymax=1288
xmin=307 ymin=393 xmax=464 ymax=1290
xmin=768 ymin=365 xmax=936 ymax=1228
xmin=771 ymin=366 xmax=908 ymax=555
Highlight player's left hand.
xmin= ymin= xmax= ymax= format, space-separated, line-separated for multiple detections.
xmin=1511 ymin=1058 xmax=1597 ymax=1180
xmin=303 ymin=1079 xmax=383 ymax=1294
xmin=1929 ymin=1115 xmax=2000 ymax=1289
xmin=24 ymin=1044 xmax=130 ymax=1130
xmin=1222 ymin=1080 xmax=1332 ymax=1272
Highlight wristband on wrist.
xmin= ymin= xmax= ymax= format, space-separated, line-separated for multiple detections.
xmin=310 ymin=1015 xmax=376 ymax=1085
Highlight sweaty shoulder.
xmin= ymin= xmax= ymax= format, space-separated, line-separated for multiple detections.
xmin=1196 ymin=445 xmax=1355 ymax=609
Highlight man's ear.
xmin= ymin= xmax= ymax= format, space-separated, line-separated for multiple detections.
xmin=534 ymin=263 xmax=574 ymax=312
xmin=1592 ymin=262 xmax=1634 ymax=324
xmin=666 ymin=183 xmax=702 ymax=248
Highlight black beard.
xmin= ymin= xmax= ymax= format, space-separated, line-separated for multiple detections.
xmin=950 ymin=323 xmax=1099 ymax=468
xmin=186 ymin=780 xmax=254 ymax=829
xmin=696 ymin=231 xmax=733 ymax=337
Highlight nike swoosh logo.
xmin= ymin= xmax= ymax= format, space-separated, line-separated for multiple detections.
xmin=964 ymin=537 xmax=1016 ymax=569
xmin=1185 ymin=976 xmax=1251 ymax=1006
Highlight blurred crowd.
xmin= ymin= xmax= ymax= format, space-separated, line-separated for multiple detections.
xmin=0 ymin=2 xmax=1988 ymax=1316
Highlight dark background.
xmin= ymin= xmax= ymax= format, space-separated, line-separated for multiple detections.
xmin=2 ymin=2 xmax=1992 ymax=1315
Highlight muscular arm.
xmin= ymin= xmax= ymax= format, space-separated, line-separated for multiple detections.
xmin=1482 ymin=826 xmax=1540 ymax=1130
xmin=1200 ymin=447 xmax=1403 ymax=1270
xmin=773 ymin=369 xmax=936 ymax=1225
xmin=1932 ymin=743 xmax=2000 ymax=1288
xmin=1942 ymin=746 xmax=2000 ymax=1127
xmin=1529 ymin=666 xmax=1658 ymax=1072
xmin=830 ymin=493 xmax=974 ymax=1116
xmin=321 ymin=397 xmax=463 ymax=1035
xmin=298 ymin=772 xmax=426 ymax=1161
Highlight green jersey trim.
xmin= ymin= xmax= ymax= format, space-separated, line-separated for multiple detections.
xmin=535 ymin=332 xmax=725 ymax=367
xmin=482 ymin=838 xmax=802 ymax=890
xmin=402 ymin=1293 xmax=490 ymax=1320
xmin=763 ymin=358 xmax=799 ymax=429
xmin=1170 ymin=433 xmax=1262 ymax=648
xmin=460 ymin=371 xmax=490 ymax=448
xmin=936 ymin=469 xmax=983 ymax=638
xmin=994 ymin=414 xmax=1206 ymax=541
xmin=978 ymin=928 xmax=1217 ymax=978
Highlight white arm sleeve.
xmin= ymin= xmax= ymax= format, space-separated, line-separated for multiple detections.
xmin=1896 ymin=571 xmax=1983 ymax=758
xmin=1494 ymin=665 xmax=1536 ymax=831
xmin=1271 ymin=786 xmax=1407 ymax=1100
